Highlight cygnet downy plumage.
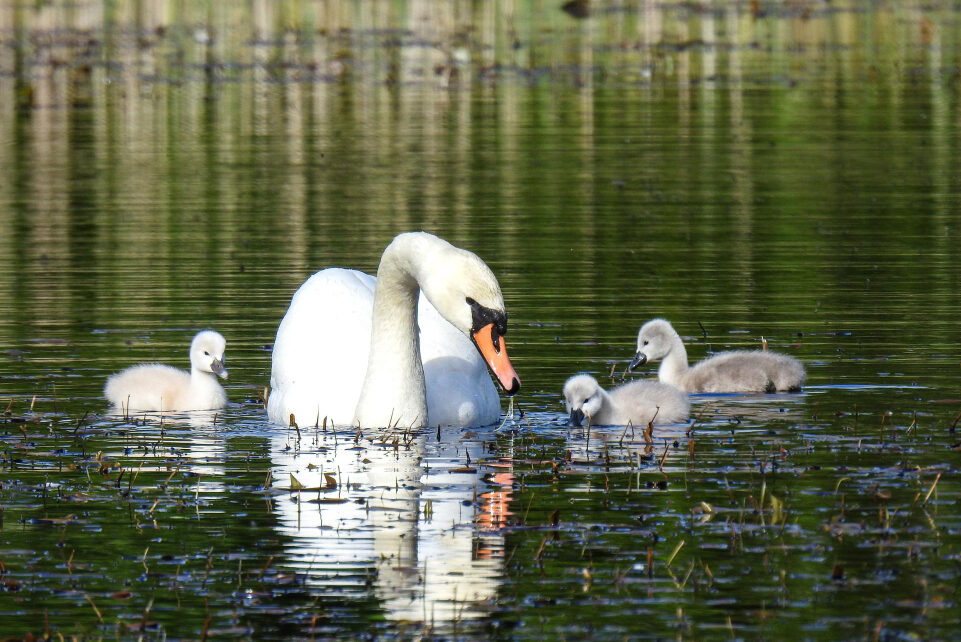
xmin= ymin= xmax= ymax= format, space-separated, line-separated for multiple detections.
xmin=104 ymin=330 xmax=228 ymax=412
xmin=630 ymin=319 xmax=805 ymax=393
xmin=563 ymin=374 xmax=690 ymax=426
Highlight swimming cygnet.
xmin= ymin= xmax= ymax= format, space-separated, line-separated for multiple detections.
xmin=563 ymin=374 xmax=690 ymax=426
xmin=104 ymin=330 xmax=228 ymax=412
xmin=630 ymin=318 xmax=805 ymax=393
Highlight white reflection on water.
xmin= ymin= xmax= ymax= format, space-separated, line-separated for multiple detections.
xmin=269 ymin=424 xmax=510 ymax=624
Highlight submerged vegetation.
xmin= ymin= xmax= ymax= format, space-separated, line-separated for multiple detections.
xmin=2 ymin=387 xmax=959 ymax=638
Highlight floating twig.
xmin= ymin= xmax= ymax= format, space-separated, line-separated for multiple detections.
xmin=950 ymin=409 xmax=961 ymax=433
xmin=618 ymin=420 xmax=633 ymax=448
xmin=522 ymin=492 xmax=535 ymax=524
xmin=906 ymin=412 xmax=918 ymax=435
xmin=201 ymin=615 xmax=212 ymax=642
xmin=658 ymin=439 xmax=669 ymax=473
xmin=258 ymin=556 xmax=274 ymax=580
xmin=289 ymin=414 xmax=300 ymax=440
xmin=680 ymin=559 xmax=696 ymax=589
xmin=834 ymin=477 xmax=850 ymax=495
xmin=141 ymin=598 xmax=154 ymax=634
xmin=535 ymin=537 xmax=547 ymax=562
xmin=666 ymin=539 xmax=685 ymax=568
xmin=259 ymin=386 xmax=270 ymax=409
xmin=922 ymin=471 xmax=942 ymax=506
xmin=84 ymin=594 xmax=103 ymax=621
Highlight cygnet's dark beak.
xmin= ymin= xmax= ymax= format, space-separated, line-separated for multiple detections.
xmin=570 ymin=408 xmax=585 ymax=426
xmin=628 ymin=351 xmax=647 ymax=371
xmin=210 ymin=358 xmax=228 ymax=379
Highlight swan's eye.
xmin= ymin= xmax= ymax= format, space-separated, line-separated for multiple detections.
xmin=490 ymin=326 xmax=501 ymax=354
xmin=642 ymin=340 xmax=649 ymax=346
xmin=204 ymin=351 xmax=210 ymax=356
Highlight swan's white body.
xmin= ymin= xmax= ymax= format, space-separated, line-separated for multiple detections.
xmin=563 ymin=374 xmax=690 ymax=426
xmin=104 ymin=330 xmax=228 ymax=412
xmin=267 ymin=232 xmax=519 ymax=429
xmin=632 ymin=319 xmax=805 ymax=393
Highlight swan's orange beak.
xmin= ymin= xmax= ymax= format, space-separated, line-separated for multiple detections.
xmin=471 ymin=323 xmax=520 ymax=396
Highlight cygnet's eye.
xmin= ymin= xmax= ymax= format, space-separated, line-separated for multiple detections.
xmin=642 ymin=340 xmax=649 ymax=346
xmin=204 ymin=351 xmax=210 ymax=356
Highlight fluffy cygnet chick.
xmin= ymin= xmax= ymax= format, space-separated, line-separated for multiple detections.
xmin=104 ymin=330 xmax=228 ymax=412
xmin=630 ymin=318 xmax=805 ymax=393
xmin=563 ymin=374 xmax=690 ymax=426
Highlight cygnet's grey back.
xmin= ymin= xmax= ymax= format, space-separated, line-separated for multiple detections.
xmin=608 ymin=379 xmax=690 ymax=424
xmin=685 ymin=349 xmax=804 ymax=393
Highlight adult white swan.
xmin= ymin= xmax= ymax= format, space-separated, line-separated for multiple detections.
xmin=267 ymin=232 xmax=521 ymax=428
xmin=629 ymin=318 xmax=805 ymax=393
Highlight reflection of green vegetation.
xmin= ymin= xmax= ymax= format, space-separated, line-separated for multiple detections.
xmin=0 ymin=419 xmax=390 ymax=638
xmin=494 ymin=404 xmax=959 ymax=639
xmin=4 ymin=387 xmax=956 ymax=639
xmin=1 ymin=2 xmax=957 ymax=394
xmin=1 ymin=2 xmax=961 ymax=637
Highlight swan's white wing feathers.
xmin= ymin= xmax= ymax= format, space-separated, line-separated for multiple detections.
xmin=268 ymin=268 xmax=375 ymax=426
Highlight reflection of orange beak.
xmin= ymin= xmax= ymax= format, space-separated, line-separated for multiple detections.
xmin=471 ymin=323 xmax=520 ymax=395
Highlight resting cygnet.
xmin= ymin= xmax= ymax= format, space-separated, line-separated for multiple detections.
xmin=104 ymin=330 xmax=229 ymax=412
xmin=630 ymin=319 xmax=805 ymax=393
xmin=563 ymin=374 xmax=690 ymax=426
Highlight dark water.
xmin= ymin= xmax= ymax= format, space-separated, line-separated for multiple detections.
xmin=2 ymin=1 xmax=960 ymax=639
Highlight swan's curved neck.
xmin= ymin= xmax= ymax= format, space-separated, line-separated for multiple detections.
xmin=354 ymin=238 xmax=429 ymax=428
xmin=658 ymin=333 xmax=690 ymax=387
xmin=598 ymin=387 xmax=614 ymax=413
xmin=190 ymin=367 xmax=215 ymax=381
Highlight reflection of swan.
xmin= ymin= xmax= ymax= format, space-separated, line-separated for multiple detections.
xmin=267 ymin=232 xmax=521 ymax=429
xmin=630 ymin=319 xmax=805 ymax=393
xmin=104 ymin=330 xmax=228 ymax=412
xmin=270 ymin=425 xmax=509 ymax=626
xmin=563 ymin=374 xmax=689 ymax=426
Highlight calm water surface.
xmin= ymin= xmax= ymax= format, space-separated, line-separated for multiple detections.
xmin=1 ymin=1 xmax=960 ymax=639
